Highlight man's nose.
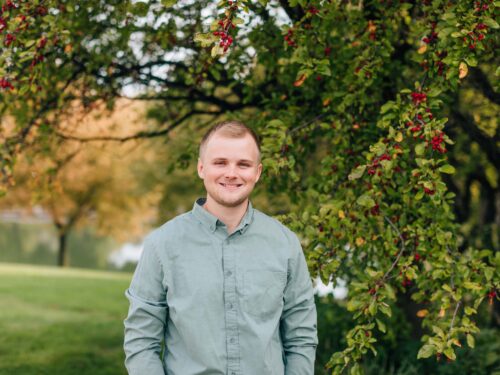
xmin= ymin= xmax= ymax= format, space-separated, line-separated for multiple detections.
xmin=224 ymin=164 xmax=237 ymax=178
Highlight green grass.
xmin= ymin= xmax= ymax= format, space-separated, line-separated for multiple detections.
xmin=0 ymin=262 xmax=132 ymax=375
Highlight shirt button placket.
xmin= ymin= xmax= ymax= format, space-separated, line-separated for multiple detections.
xmin=222 ymin=239 xmax=240 ymax=374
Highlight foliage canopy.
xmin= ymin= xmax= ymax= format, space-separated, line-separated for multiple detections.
xmin=0 ymin=0 xmax=498 ymax=372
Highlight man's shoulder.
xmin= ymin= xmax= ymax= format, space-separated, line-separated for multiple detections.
xmin=143 ymin=211 xmax=193 ymax=247
xmin=252 ymin=208 xmax=299 ymax=244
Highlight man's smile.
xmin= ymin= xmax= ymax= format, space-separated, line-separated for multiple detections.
xmin=219 ymin=182 xmax=243 ymax=189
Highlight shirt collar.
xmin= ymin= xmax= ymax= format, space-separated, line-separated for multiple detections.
xmin=192 ymin=198 xmax=254 ymax=234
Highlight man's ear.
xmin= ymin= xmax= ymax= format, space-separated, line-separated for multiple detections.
xmin=255 ymin=163 xmax=263 ymax=183
xmin=197 ymin=158 xmax=205 ymax=179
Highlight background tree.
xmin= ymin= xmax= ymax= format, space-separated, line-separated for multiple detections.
xmin=0 ymin=0 xmax=498 ymax=372
xmin=0 ymin=99 xmax=162 ymax=266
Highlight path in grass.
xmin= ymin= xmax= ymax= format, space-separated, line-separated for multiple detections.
xmin=0 ymin=263 xmax=132 ymax=375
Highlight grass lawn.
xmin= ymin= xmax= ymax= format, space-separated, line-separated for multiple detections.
xmin=0 ymin=262 xmax=133 ymax=375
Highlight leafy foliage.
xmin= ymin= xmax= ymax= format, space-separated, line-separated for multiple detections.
xmin=0 ymin=0 xmax=498 ymax=372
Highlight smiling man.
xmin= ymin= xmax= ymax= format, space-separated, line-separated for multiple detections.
xmin=123 ymin=120 xmax=318 ymax=375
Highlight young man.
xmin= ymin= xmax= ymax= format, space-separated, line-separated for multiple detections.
xmin=123 ymin=120 xmax=318 ymax=375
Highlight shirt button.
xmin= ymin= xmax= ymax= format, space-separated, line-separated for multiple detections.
xmin=229 ymin=338 xmax=235 ymax=343
xmin=227 ymin=303 xmax=233 ymax=309
xmin=226 ymin=270 xmax=232 ymax=277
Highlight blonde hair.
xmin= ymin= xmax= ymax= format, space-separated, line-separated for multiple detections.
xmin=199 ymin=120 xmax=261 ymax=160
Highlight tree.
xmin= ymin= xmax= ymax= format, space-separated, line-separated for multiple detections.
xmin=0 ymin=0 xmax=498 ymax=372
xmin=0 ymin=99 xmax=162 ymax=266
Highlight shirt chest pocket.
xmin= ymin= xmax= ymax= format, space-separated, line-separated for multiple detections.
xmin=242 ymin=270 xmax=287 ymax=319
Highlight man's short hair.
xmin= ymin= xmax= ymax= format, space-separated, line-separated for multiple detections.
xmin=199 ymin=120 xmax=261 ymax=160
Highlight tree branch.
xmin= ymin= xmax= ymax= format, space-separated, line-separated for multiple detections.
xmin=449 ymin=108 xmax=499 ymax=167
xmin=468 ymin=67 xmax=500 ymax=105
xmin=54 ymin=109 xmax=221 ymax=143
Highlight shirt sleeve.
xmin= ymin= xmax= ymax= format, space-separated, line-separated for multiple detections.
xmin=123 ymin=235 xmax=167 ymax=375
xmin=280 ymin=233 xmax=318 ymax=375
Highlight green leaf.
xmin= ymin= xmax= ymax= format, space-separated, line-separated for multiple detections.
xmin=384 ymin=284 xmax=396 ymax=300
xmin=194 ymin=33 xmax=217 ymax=47
xmin=443 ymin=347 xmax=456 ymax=361
xmin=483 ymin=18 xmax=499 ymax=29
xmin=415 ymin=190 xmax=424 ymax=200
xmin=466 ymin=334 xmax=475 ymax=348
xmin=415 ymin=143 xmax=426 ymax=156
xmin=161 ymin=0 xmax=176 ymax=7
xmin=463 ymin=282 xmax=482 ymax=291
xmin=376 ymin=318 xmax=386 ymax=333
xmin=380 ymin=101 xmax=396 ymax=114
xmin=232 ymin=17 xmax=244 ymax=26
xmin=131 ymin=2 xmax=149 ymax=16
xmin=439 ymin=164 xmax=455 ymax=174
xmin=18 ymin=84 xmax=30 ymax=96
xmin=350 ymin=363 xmax=361 ymax=375
xmin=348 ymin=165 xmax=366 ymax=180
xmin=417 ymin=345 xmax=435 ymax=359
xmin=379 ymin=303 xmax=392 ymax=317
xmin=427 ymin=87 xmax=442 ymax=97
xmin=465 ymin=56 xmax=478 ymax=67
xmin=357 ymin=194 xmax=376 ymax=208
xmin=464 ymin=306 xmax=476 ymax=315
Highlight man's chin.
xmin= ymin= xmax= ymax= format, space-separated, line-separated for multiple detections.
xmin=214 ymin=195 xmax=249 ymax=208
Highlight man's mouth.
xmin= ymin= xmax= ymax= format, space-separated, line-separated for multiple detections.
xmin=220 ymin=183 xmax=243 ymax=189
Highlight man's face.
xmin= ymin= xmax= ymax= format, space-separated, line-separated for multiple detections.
xmin=197 ymin=132 xmax=262 ymax=209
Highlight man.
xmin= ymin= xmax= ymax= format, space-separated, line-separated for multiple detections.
xmin=123 ymin=120 xmax=318 ymax=375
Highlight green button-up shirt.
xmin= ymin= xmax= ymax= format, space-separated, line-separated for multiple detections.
xmin=123 ymin=199 xmax=317 ymax=375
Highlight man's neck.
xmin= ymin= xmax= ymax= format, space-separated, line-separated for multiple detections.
xmin=203 ymin=197 xmax=248 ymax=234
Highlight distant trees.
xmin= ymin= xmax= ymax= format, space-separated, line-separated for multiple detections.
xmin=0 ymin=100 xmax=162 ymax=266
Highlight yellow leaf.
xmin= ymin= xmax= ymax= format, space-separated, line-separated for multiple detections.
xmin=439 ymin=308 xmax=446 ymax=318
xmin=322 ymin=98 xmax=331 ymax=107
xmin=356 ymin=237 xmax=365 ymax=246
xmin=416 ymin=309 xmax=429 ymax=318
xmin=459 ymin=62 xmax=468 ymax=79
xmin=367 ymin=21 xmax=377 ymax=33
xmin=338 ymin=210 xmax=345 ymax=219
xmin=64 ymin=44 xmax=73 ymax=53
xmin=293 ymin=74 xmax=307 ymax=87
xmin=395 ymin=132 xmax=403 ymax=142
xmin=418 ymin=44 xmax=427 ymax=54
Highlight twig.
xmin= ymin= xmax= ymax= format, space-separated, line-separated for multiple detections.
xmin=382 ymin=215 xmax=406 ymax=280
xmin=448 ymin=300 xmax=461 ymax=336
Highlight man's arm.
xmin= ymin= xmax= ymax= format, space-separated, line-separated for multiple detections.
xmin=124 ymin=235 xmax=167 ymax=375
xmin=280 ymin=233 xmax=318 ymax=375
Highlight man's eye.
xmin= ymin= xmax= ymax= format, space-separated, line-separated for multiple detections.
xmin=214 ymin=161 xmax=225 ymax=165
xmin=239 ymin=164 xmax=250 ymax=168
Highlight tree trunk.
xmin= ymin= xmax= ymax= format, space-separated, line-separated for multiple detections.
xmin=57 ymin=231 xmax=68 ymax=267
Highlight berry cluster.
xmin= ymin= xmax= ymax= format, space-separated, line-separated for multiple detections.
xmin=411 ymin=92 xmax=427 ymax=106
xmin=0 ymin=1 xmax=51 ymax=91
xmin=434 ymin=50 xmax=448 ymax=76
xmin=474 ymin=0 xmax=491 ymax=12
xmin=422 ymin=22 xmax=438 ymax=44
xmin=307 ymin=6 xmax=319 ymax=15
xmin=423 ymin=187 xmax=435 ymax=195
xmin=430 ymin=132 xmax=447 ymax=153
xmin=367 ymin=153 xmax=391 ymax=176
xmin=463 ymin=23 xmax=488 ymax=50
xmin=211 ymin=1 xmax=239 ymax=53
xmin=284 ymin=28 xmax=296 ymax=47
xmin=213 ymin=28 xmax=234 ymax=53
xmin=0 ymin=77 xmax=13 ymax=90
